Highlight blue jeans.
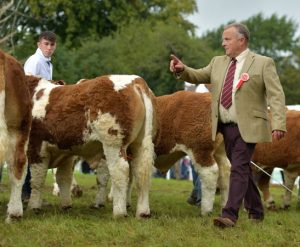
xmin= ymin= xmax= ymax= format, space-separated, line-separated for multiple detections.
xmin=22 ymin=165 xmax=31 ymax=200
xmin=191 ymin=164 xmax=202 ymax=203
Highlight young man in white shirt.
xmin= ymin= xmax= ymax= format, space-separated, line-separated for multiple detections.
xmin=24 ymin=31 xmax=56 ymax=80
xmin=22 ymin=31 xmax=57 ymax=202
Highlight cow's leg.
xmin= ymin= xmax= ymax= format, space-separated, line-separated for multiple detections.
xmin=196 ymin=162 xmax=219 ymax=215
xmin=213 ymin=141 xmax=231 ymax=208
xmin=94 ymin=158 xmax=110 ymax=208
xmin=130 ymin=135 xmax=154 ymax=218
xmin=104 ymin=146 xmax=129 ymax=217
xmin=0 ymin=164 xmax=3 ymax=183
xmin=297 ymin=178 xmax=300 ymax=210
xmin=255 ymin=168 xmax=276 ymax=210
xmin=6 ymin=133 xmax=28 ymax=223
xmin=109 ymin=164 xmax=134 ymax=207
xmin=28 ymin=161 xmax=48 ymax=210
xmin=126 ymin=164 xmax=134 ymax=207
xmin=281 ymin=169 xmax=297 ymax=210
xmin=107 ymin=180 xmax=113 ymax=202
xmin=52 ymin=168 xmax=59 ymax=196
xmin=70 ymin=174 xmax=82 ymax=198
xmin=55 ymin=157 xmax=74 ymax=209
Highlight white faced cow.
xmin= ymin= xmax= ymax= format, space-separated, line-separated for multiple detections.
xmin=25 ymin=75 xmax=157 ymax=218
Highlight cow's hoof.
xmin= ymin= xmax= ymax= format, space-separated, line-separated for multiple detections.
xmin=5 ymin=214 xmax=22 ymax=224
xmin=32 ymin=208 xmax=42 ymax=214
xmin=89 ymin=204 xmax=105 ymax=209
xmin=71 ymin=186 xmax=83 ymax=198
xmin=280 ymin=205 xmax=290 ymax=210
xmin=266 ymin=205 xmax=278 ymax=211
xmin=266 ymin=201 xmax=277 ymax=211
xmin=113 ymin=213 xmax=128 ymax=218
xmin=201 ymin=211 xmax=213 ymax=216
xmin=61 ymin=205 xmax=72 ymax=211
xmin=138 ymin=213 xmax=151 ymax=219
xmin=201 ymin=211 xmax=212 ymax=217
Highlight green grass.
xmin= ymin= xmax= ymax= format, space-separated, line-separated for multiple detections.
xmin=0 ymin=169 xmax=299 ymax=247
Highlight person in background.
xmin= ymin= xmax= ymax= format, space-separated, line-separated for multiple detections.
xmin=170 ymin=23 xmax=286 ymax=228
xmin=22 ymin=31 xmax=57 ymax=203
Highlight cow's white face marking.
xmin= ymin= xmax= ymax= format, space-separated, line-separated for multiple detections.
xmin=32 ymin=78 xmax=60 ymax=119
xmin=109 ymin=75 xmax=140 ymax=91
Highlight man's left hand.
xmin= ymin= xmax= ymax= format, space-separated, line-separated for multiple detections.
xmin=272 ymin=130 xmax=285 ymax=141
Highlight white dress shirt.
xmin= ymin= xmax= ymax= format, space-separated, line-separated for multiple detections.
xmin=219 ymin=48 xmax=249 ymax=124
xmin=24 ymin=48 xmax=53 ymax=80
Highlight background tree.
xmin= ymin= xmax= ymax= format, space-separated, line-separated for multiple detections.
xmin=6 ymin=0 xmax=197 ymax=48
xmin=53 ymin=21 xmax=214 ymax=95
xmin=2 ymin=2 xmax=300 ymax=103
xmin=0 ymin=0 xmax=23 ymax=51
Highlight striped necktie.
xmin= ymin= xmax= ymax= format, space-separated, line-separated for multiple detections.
xmin=220 ymin=58 xmax=237 ymax=109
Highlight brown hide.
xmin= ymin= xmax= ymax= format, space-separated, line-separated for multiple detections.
xmin=252 ymin=110 xmax=300 ymax=167
xmin=0 ymin=50 xmax=32 ymax=179
xmin=154 ymin=91 xmax=215 ymax=171
xmin=26 ymin=75 xmax=154 ymax=164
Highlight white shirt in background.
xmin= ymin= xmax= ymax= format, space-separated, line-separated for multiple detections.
xmin=24 ymin=48 xmax=53 ymax=80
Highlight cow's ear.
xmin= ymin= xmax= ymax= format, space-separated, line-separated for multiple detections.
xmin=53 ymin=80 xmax=65 ymax=85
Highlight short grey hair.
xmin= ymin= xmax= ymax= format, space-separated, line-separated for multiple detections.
xmin=224 ymin=23 xmax=250 ymax=41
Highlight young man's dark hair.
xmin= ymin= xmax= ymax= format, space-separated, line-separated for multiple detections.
xmin=39 ymin=31 xmax=56 ymax=42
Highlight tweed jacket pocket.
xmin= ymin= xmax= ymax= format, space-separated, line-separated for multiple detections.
xmin=253 ymin=110 xmax=268 ymax=120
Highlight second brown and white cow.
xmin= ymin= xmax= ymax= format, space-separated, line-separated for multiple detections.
xmin=25 ymin=74 xmax=157 ymax=218
xmin=152 ymin=91 xmax=230 ymax=215
xmin=253 ymin=109 xmax=300 ymax=210
xmin=0 ymin=50 xmax=32 ymax=223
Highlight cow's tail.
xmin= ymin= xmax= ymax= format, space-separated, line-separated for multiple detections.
xmin=141 ymin=92 xmax=154 ymax=141
xmin=0 ymin=51 xmax=8 ymax=163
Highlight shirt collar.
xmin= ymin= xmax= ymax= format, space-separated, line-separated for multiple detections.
xmin=36 ymin=48 xmax=51 ymax=62
xmin=235 ymin=48 xmax=249 ymax=63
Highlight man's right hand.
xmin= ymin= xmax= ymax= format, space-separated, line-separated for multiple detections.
xmin=170 ymin=54 xmax=184 ymax=73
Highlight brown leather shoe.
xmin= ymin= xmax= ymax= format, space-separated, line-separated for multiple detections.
xmin=213 ymin=217 xmax=235 ymax=228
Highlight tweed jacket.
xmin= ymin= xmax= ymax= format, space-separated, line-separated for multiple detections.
xmin=178 ymin=51 xmax=286 ymax=143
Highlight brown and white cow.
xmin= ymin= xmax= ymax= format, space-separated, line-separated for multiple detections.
xmin=153 ymin=91 xmax=230 ymax=215
xmin=252 ymin=109 xmax=300 ymax=210
xmin=0 ymin=50 xmax=32 ymax=223
xmin=25 ymin=74 xmax=157 ymax=218
xmin=93 ymin=91 xmax=231 ymax=215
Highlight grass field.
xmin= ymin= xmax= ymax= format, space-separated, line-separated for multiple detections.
xmin=0 ymin=169 xmax=299 ymax=247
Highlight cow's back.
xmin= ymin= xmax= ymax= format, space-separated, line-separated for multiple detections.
xmin=28 ymin=75 xmax=154 ymax=159
xmin=253 ymin=110 xmax=300 ymax=166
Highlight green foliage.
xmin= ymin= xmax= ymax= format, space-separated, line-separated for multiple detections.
xmin=53 ymin=21 xmax=214 ymax=95
xmin=278 ymin=48 xmax=300 ymax=105
xmin=245 ymin=13 xmax=299 ymax=61
xmin=19 ymin=0 xmax=197 ymax=47
xmin=5 ymin=2 xmax=300 ymax=103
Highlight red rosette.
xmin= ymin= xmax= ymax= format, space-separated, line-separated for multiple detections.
xmin=236 ymin=73 xmax=249 ymax=90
